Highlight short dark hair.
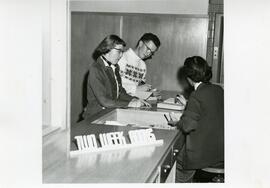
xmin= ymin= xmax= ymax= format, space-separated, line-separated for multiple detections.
xmin=136 ymin=33 xmax=161 ymax=48
xmin=92 ymin=35 xmax=126 ymax=60
xmin=177 ymin=66 xmax=194 ymax=99
xmin=183 ymin=56 xmax=212 ymax=83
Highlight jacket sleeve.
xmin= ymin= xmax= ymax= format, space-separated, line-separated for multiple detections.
xmin=115 ymin=63 xmax=137 ymax=102
xmin=118 ymin=85 xmax=137 ymax=101
xmin=88 ymin=67 xmax=130 ymax=108
xmin=177 ymin=94 xmax=201 ymax=134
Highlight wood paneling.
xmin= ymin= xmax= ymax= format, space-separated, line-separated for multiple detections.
xmin=71 ymin=13 xmax=121 ymax=126
xmin=122 ymin=15 xmax=208 ymax=90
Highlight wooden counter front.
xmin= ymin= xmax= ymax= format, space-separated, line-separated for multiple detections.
xmin=43 ymin=124 xmax=180 ymax=183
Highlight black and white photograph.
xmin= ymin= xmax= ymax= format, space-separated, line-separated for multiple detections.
xmin=1 ymin=0 xmax=270 ymax=187
xmin=42 ymin=0 xmax=224 ymax=183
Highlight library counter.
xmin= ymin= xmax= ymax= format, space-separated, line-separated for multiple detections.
xmin=43 ymin=90 xmax=183 ymax=183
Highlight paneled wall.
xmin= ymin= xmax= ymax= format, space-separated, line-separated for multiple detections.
xmin=122 ymin=15 xmax=208 ymax=90
xmin=71 ymin=13 xmax=208 ymax=126
xmin=71 ymin=13 xmax=121 ymax=124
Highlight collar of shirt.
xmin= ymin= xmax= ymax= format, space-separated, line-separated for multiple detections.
xmin=101 ymin=56 xmax=112 ymax=67
xmin=194 ymin=82 xmax=202 ymax=90
xmin=126 ymin=48 xmax=144 ymax=64
xmin=101 ymin=56 xmax=119 ymax=97
xmin=101 ymin=56 xmax=118 ymax=74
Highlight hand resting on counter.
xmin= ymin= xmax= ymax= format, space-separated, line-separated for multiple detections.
xmin=128 ymin=98 xmax=151 ymax=108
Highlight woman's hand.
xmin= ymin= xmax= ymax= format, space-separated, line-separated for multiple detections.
xmin=166 ymin=112 xmax=180 ymax=127
xmin=128 ymin=99 xmax=141 ymax=108
xmin=168 ymin=120 xmax=178 ymax=127
xmin=128 ymin=99 xmax=151 ymax=108
xmin=175 ymin=95 xmax=187 ymax=106
xmin=138 ymin=99 xmax=152 ymax=108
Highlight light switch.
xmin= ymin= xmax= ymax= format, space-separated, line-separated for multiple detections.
xmin=213 ymin=47 xmax=219 ymax=59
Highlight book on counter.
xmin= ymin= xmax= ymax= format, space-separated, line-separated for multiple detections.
xmin=157 ymin=98 xmax=185 ymax=111
xmin=131 ymin=91 xmax=153 ymax=100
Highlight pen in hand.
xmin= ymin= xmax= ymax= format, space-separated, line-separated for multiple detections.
xmin=164 ymin=114 xmax=169 ymax=122
xmin=168 ymin=113 xmax=173 ymax=121
xmin=165 ymin=113 xmax=177 ymax=127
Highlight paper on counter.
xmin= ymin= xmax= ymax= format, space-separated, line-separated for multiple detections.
xmin=104 ymin=121 xmax=126 ymax=126
xmin=163 ymin=98 xmax=175 ymax=104
xmin=150 ymin=88 xmax=157 ymax=92
xmin=146 ymin=96 xmax=158 ymax=101
xmin=132 ymin=91 xmax=153 ymax=100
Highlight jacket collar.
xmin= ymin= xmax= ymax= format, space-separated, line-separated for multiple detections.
xmin=194 ymin=82 xmax=202 ymax=90
xmin=96 ymin=56 xmax=106 ymax=70
xmin=196 ymin=82 xmax=211 ymax=91
xmin=101 ymin=56 xmax=113 ymax=66
xmin=96 ymin=56 xmax=118 ymax=69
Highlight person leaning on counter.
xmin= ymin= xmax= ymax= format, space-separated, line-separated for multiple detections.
xmin=117 ymin=33 xmax=161 ymax=94
xmin=169 ymin=56 xmax=224 ymax=183
xmin=82 ymin=35 xmax=150 ymax=119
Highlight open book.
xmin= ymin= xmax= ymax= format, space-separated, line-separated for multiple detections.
xmin=157 ymin=98 xmax=185 ymax=111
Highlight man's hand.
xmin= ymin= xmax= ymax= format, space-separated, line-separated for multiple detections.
xmin=152 ymin=90 xmax=161 ymax=97
xmin=137 ymin=84 xmax=152 ymax=92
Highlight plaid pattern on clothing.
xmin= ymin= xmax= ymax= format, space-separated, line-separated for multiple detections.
xmin=119 ymin=64 xmax=146 ymax=83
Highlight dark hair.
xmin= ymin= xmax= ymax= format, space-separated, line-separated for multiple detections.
xmin=183 ymin=56 xmax=212 ymax=83
xmin=136 ymin=33 xmax=161 ymax=48
xmin=177 ymin=66 xmax=194 ymax=99
xmin=92 ymin=35 xmax=126 ymax=60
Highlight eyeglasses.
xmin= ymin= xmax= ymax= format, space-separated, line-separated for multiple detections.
xmin=113 ymin=48 xmax=124 ymax=53
xmin=142 ymin=41 xmax=156 ymax=56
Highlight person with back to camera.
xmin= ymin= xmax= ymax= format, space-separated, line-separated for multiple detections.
xmin=82 ymin=35 xmax=150 ymax=120
xmin=169 ymin=56 xmax=224 ymax=182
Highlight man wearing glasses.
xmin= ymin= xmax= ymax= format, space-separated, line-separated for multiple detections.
xmin=118 ymin=33 xmax=161 ymax=94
